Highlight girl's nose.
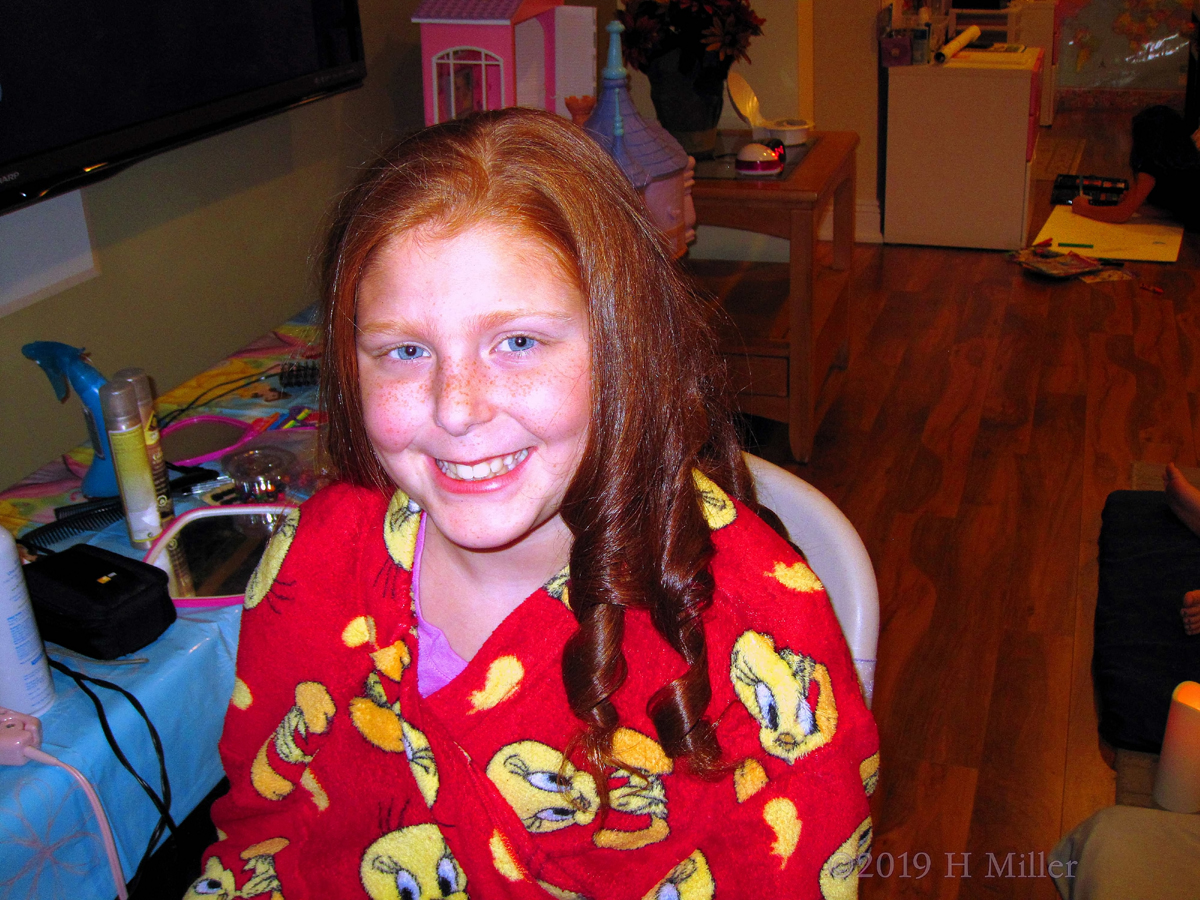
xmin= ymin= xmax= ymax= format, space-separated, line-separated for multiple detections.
xmin=433 ymin=360 xmax=493 ymax=436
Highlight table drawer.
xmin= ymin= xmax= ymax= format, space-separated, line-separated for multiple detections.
xmin=725 ymin=353 xmax=788 ymax=397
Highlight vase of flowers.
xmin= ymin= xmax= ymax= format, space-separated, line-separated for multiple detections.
xmin=618 ymin=0 xmax=765 ymax=157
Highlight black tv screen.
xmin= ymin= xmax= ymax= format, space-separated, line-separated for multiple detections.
xmin=0 ymin=0 xmax=366 ymax=216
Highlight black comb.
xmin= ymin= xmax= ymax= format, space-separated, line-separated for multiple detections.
xmin=19 ymin=505 xmax=125 ymax=555
xmin=279 ymin=361 xmax=319 ymax=387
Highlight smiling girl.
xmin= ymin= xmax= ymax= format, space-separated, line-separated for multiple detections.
xmin=188 ymin=109 xmax=878 ymax=900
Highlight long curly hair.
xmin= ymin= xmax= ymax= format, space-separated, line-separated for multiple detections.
xmin=318 ymin=108 xmax=752 ymax=779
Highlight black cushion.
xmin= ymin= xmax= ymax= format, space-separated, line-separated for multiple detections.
xmin=1095 ymin=490 xmax=1200 ymax=752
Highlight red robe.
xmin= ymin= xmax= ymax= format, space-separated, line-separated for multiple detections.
xmin=187 ymin=474 xmax=879 ymax=900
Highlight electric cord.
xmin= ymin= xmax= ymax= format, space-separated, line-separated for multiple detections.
xmin=157 ymin=359 xmax=319 ymax=430
xmin=25 ymin=746 xmax=129 ymax=899
xmin=165 ymin=464 xmax=222 ymax=488
xmin=48 ymin=660 xmax=178 ymax=891
xmin=48 ymin=660 xmax=177 ymax=822
xmin=157 ymin=366 xmax=281 ymax=429
xmin=48 ymin=661 xmax=176 ymax=826
xmin=1 ymin=707 xmax=128 ymax=900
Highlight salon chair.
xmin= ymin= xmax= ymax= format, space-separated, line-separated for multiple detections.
xmin=745 ymin=453 xmax=879 ymax=708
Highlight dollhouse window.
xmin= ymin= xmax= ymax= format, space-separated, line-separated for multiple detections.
xmin=434 ymin=47 xmax=504 ymax=123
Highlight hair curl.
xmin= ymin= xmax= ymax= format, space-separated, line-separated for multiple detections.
xmin=318 ymin=108 xmax=752 ymax=781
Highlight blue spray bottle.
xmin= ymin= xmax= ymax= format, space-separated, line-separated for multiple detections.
xmin=22 ymin=342 xmax=119 ymax=497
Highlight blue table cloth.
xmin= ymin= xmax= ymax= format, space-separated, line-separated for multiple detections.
xmin=0 ymin=307 xmax=320 ymax=899
xmin=0 ymin=606 xmax=240 ymax=900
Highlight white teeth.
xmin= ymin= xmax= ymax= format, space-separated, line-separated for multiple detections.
xmin=438 ymin=448 xmax=528 ymax=481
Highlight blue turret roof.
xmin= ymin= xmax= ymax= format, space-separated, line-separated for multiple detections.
xmin=584 ymin=21 xmax=687 ymax=186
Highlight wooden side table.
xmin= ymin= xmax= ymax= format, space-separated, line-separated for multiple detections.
xmin=687 ymin=130 xmax=858 ymax=462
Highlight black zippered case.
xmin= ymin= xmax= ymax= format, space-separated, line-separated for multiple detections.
xmin=25 ymin=543 xmax=175 ymax=659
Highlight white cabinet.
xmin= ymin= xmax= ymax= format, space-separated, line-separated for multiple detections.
xmin=951 ymin=1 xmax=1058 ymax=125
xmin=1012 ymin=0 xmax=1059 ymax=126
xmin=884 ymin=48 xmax=1042 ymax=250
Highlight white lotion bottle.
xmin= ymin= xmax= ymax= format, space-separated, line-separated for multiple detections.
xmin=0 ymin=527 xmax=55 ymax=716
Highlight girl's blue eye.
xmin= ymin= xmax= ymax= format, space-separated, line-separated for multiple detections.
xmin=499 ymin=335 xmax=536 ymax=353
xmin=390 ymin=344 xmax=428 ymax=360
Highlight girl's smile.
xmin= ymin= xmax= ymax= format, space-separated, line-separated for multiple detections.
xmin=434 ymin=447 xmax=529 ymax=483
xmin=355 ymin=224 xmax=591 ymax=557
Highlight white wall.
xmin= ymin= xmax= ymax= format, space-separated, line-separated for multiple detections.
xmin=0 ymin=0 xmax=426 ymax=489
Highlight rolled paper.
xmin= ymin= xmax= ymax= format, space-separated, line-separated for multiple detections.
xmin=1153 ymin=681 xmax=1200 ymax=813
xmin=934 ymin=25 xmax=981 ymax=64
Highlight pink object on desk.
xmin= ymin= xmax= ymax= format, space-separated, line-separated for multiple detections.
xmin=735 ymin=142 xmax=784 ymax=176
xmin=160 ymin=414 xmax=314 ymax=467
xmin=143 ymin=503 xmax=298 ymax=607
xmin=159 ymin=415 xmax=257 ymax=466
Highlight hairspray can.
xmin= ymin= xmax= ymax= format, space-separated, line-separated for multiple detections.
xmin=111 ymin=368 xmax=174 ymax=522
xmin=0 ymin=528 xmax=55 ymax=716
xmin=100 ymin=381 xmax=162 ymax=549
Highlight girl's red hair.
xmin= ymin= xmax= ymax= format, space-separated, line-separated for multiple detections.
xmin=318 ymin=108 xmax=752 ymax=779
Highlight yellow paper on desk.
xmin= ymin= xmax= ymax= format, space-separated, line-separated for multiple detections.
xmin=1033 ymin=205 xmax=1183 ymax=262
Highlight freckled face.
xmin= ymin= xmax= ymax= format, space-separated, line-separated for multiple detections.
xmin=355 ymin=225 xmax=591 ymax=554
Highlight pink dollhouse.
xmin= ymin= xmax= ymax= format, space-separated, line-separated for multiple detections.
xmin=412 ymin=0 xmax=596 ymax=125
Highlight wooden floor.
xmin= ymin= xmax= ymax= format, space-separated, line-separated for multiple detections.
xmin=748 ymin=110 xmax=1199 ymax=899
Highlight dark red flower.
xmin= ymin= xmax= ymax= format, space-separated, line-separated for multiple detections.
xmin=617 ymin=0 xmax=764 ymax=73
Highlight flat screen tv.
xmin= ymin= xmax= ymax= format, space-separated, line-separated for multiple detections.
xmin=0 ymin=1 xmax=366 ymax=217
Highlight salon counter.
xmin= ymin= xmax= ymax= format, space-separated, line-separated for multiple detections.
xmin=0 ymin=306 xmax=322 ymax=900
xmin=0 ymin=306 xmax=320 ymax=539
xmin=0 ymin=607 xmax=240 ymax=900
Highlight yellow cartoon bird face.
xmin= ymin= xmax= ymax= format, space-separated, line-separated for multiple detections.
xmin=730 ymin=631 xmax=837 ymax=764
xmin=244 ymin=507 xmax=300 ymax=609
xmin=384 ymin=491 xmax=422 ymax=571
xmin=361 ymin=824 xmax=467 ymax=900
xmin=692 ymin=470 xmax=737 ymax=530
xmin=642 ymin=851 xmax=715 ymax=900
xmin=184 ymin=856 xmax=235 ymax=899
xmin=486 ymin=740 xmax=598 ymax=833
xmin=860 ymin=752 xmax=880 ymax=797
xmin=538 ymin=881 xmax=589 ymax=900
xmin=401 ymin=718 xmax=440 ymax=808
xmin=820 ymin=818 xmax=873 ymax=900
